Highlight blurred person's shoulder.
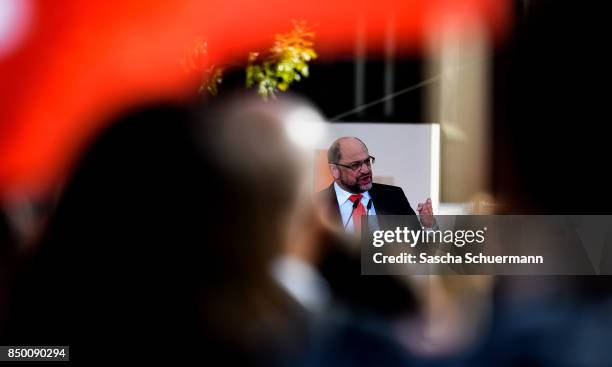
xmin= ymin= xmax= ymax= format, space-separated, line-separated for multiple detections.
xmin=316 ymin=183 xmax=336 ymax=202
xmin=317 ymin=183 xmax=334 ymax=192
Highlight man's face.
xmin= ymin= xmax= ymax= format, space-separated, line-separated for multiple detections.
xmin=331 ymin=139 xmax=373 ymax=193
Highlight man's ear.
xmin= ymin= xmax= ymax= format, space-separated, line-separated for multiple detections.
xmin=329 ymin=164 xmax=340 ymax=180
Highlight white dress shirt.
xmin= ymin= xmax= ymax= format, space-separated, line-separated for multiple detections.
xmin=271 ymin=255 xmax=331 ymax=313
xmin=334 ymin=182 xmax=377 ymax=232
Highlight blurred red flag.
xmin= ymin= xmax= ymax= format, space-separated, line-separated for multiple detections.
xmin=0 ymin=0 xmax=510 ymax=199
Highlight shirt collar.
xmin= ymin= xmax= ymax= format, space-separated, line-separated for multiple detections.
xmin=333 ymin=182 xmax=371 ymax=206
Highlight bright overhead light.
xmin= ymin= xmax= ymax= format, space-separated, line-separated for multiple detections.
xmin=284 ymin=106 xmax=327 ymax=149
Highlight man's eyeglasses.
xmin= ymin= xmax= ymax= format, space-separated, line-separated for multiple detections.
xmin=330 ymin=156 xmax=375 ymax=171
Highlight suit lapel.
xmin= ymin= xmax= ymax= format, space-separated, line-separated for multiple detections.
xmin=368 ymin=184 xmax=387 ymax=215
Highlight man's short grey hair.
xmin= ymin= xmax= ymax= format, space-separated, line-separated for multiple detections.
xmin=327 ymin=137 xmax=367 ymax=164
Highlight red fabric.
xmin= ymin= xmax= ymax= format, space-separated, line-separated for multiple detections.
xmin=0 ymin=0 xmax=511 ymax=200
xmin=349 ymin=194 xmax=366 ymax=233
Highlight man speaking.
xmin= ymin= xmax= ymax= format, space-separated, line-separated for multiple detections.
xmin=319 ymin=136 xmax=434 ymax=233
xmin=316 ymin=136 xmax=432 ymax=318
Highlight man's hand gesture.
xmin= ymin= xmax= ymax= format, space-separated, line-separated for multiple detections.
xmin=417 ymin=198 xmax=434 ymax=228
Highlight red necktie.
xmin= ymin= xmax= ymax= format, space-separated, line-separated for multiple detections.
xmin=348 ymin=194 xmax=366 ymax=233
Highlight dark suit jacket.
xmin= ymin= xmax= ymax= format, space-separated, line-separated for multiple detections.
xmin=318 ymin=182 xmax=419 ymax=230
xmin=316 ymin=182 xmax=420 ymax=317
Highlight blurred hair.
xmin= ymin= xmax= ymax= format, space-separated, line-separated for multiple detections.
xmin=5 ymin=94 xmax=311 ymax=362
xmin=5 ymin=103 xmax=208 ymax=358
xmin=193 ymin=93 xmax=309 ymax=353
